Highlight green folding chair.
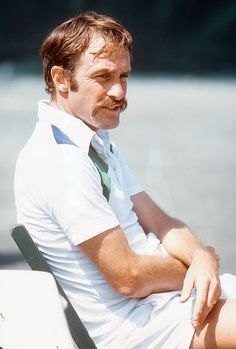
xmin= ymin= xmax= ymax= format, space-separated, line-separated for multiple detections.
xmin=11 ymin=224 xmax=97 ymax=349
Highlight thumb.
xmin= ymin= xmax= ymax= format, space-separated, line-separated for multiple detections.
xmin=180 ymin=275 xmax=194 ymax=303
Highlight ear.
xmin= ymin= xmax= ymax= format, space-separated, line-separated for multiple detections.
xmin=51 ymin=66 xmax=69 ymax=94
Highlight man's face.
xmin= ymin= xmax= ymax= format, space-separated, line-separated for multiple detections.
xmin=65 ymin=35 xmax=131 ymax=130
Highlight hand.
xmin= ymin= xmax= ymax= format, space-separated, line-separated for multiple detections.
xmin=180 ymin=246 xmax=222 ymax=327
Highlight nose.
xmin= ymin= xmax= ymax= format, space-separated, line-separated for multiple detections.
xmin=107 ymin=81 xmax=126 ymax=101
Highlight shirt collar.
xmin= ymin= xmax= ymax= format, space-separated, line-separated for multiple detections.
xmin=37 ymin=100 xmax=111 ymax=154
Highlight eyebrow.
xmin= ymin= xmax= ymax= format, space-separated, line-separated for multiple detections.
xmin=91 ymin=67 xmax=132 ymax=76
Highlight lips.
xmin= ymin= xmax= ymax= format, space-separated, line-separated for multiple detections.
xmin=107 ymin=105 xmax=120 ymax=110
xmin=100 ymin=106 xmax=120 ymax=114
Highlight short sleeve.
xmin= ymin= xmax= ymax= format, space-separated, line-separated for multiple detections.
xmin=49 ymin=146 xmax=119 ymax=245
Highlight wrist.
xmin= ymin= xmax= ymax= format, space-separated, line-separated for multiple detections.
xmin=191 ymin=246 xmax=220 ymax=270
xmin=183 ymin=244 xmax=208 ymax=266
xmin=191 ymin=245 xmax=208 ymax=260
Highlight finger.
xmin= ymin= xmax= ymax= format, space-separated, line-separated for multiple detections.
xmin=197 ymin=278 xmax=221 ymax=325
xmin=180 ymin=274 xmax=194 ymax=303
xmin=206 ymin=276 xmax=221 ymax=308
xmin=192 ymin=281 xmax=209 ymax=327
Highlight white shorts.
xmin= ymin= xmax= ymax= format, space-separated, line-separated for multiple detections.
xmin=99 ymin=273 xmax=236 ymax=349
xmin=97 ymin=235 xmax=236 ymax=349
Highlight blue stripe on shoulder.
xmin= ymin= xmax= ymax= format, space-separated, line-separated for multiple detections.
xmin=51 ymin=124 xmax=78 ymax=147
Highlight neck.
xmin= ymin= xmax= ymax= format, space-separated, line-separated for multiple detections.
xmin=50 ymin=98 xmax=68 ymax=113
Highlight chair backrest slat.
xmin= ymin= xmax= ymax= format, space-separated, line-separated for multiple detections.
xmin=11 ymin=224 xmax=97 ymax=349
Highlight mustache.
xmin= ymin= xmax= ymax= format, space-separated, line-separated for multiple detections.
xmin=96 ymin=97 xmax=128 ymax=112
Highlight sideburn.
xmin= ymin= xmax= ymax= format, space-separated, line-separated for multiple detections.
xmin=68 ymin=74 xmax=79 ymax=92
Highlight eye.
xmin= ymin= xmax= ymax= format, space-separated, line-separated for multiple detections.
xmin=120 ymin=73 xmax=129 ymax=80
xmin=96 ymin=73 xmax=111 ymax=80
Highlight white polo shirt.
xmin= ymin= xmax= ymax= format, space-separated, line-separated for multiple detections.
xmin=14 ymin=101 xmax=146 ymax=338
xmin=16 ymin=101 xmax=210 ymax=348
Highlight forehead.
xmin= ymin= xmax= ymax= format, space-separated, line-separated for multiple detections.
xmin=78 ymin=34 xmax=131 ymax=73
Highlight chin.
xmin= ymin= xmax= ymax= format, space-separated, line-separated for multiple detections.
xmin=94 ymin=112 xmax=120 ymax=130
xmin=102 ymin=121 xmax=120 ymax=130
xmin=106 ymin=116 xmax=120 ymax=130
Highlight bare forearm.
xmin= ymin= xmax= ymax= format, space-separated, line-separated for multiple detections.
xmin=131 ymin=191 xmax=221 ymax=326
xmin=80 ymin=225 xmax=187 ymax=298
xmin=132 ymin=191 xmax=206 ymax=266
xmin=160 ymin=221 xmax=205 ymax=266
xmin=122 ymin=252 xmax=187 ymax=298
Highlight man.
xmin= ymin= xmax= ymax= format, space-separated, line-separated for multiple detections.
xmin=14 ymin=11 xmax=236 ymax=349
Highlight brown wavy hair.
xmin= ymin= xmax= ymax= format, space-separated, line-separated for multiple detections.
xmin=40 ymin=11 xmax=133 ymax=96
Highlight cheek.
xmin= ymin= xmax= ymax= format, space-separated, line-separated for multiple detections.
xmin=122 ymin=81 xmax=128 ymax=96
xmin=86 ymin=80 xmax=107 ymax=99
xmin=68 ymin=81 xmax=107 ymax=113
xmin=69 ymin=93 xmax=96 ymax=117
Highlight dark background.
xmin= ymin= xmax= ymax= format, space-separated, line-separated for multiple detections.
xmin=0 ymin=0 xmax=236 ymax=75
